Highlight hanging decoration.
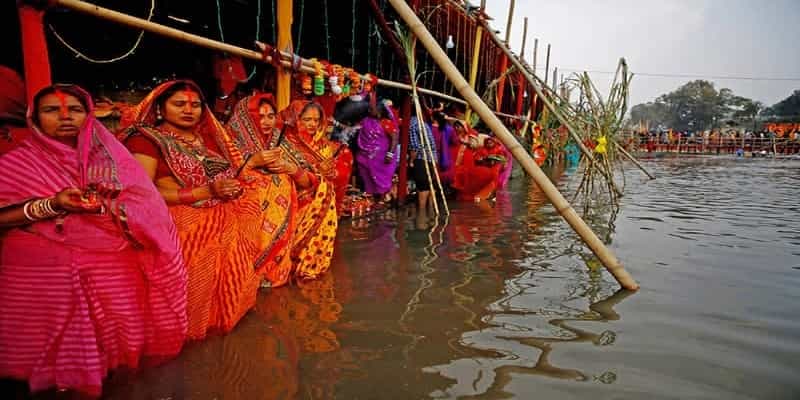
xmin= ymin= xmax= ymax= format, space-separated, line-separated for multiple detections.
xmin=312 ymin=59 xmax=325 ymax=96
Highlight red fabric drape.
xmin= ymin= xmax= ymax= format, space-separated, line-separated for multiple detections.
xmin=18 ymin=5 xmax=51 ymax=104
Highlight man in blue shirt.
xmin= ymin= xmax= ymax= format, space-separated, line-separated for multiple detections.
xmin=409 ymin=115 xmax=438 ymax=212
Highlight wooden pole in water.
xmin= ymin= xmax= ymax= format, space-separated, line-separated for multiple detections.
xmin=387 ymin=0 xmax=639 ymax=290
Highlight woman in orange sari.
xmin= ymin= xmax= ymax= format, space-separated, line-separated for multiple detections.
xmin=224 ymin=93 xmax=338 ymax=283
xmin=120 ymin=80 xmax=296 ymax=339
xmin=279 ymin=100 xmax=353 ymax=215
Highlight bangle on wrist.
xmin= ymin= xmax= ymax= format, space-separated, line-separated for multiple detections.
xmin=178 ymin=188 xmax=197 ymax=204
xmin=23 ymin=201 xmax=36 ymax=221
xmin=25 ymin=197 xmax=64 ymax=221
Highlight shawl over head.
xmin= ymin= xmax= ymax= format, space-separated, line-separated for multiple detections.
xmin=0 ymin=84 xmax=187 ymax=326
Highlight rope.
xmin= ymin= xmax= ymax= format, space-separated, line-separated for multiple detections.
xmin=215 ymin=0 xmax=225 ymax=41
xmin=323 ymin=0 xmax=331 ymax=59
xmin=296 ymin=0 xmax=305 ymax=53
xmin=48 ymin=0 xmax=155 ymax=64
xmin=271 ymin=0 xmax=276 ymax=43
xmin=246 ymin=0 xmax=263 ymax=81
xmin=351 ymin=0 xmax=357 ymax=67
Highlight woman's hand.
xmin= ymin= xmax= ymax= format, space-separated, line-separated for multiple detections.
xmin=250 ymin=148 xmax=283 ymax=168
xmin=53 ymin=188 xmax=102 ymax=214
xmin=263 ymin=154 xmax=299 ymax=175
xmin=210 ymin=179 xmax=243 ymax=201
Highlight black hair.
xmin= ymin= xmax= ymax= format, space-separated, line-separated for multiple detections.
xmin=300 ymin=102 xmax=325 ymax=119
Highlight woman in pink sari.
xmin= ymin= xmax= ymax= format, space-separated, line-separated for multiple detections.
xmin=0 ymin=85 xmax=187 ymax=397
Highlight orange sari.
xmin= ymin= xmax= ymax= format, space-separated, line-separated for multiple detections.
xmin=225 ymin=94 xmax=338 ymax=283
xmin=121 ymin=81 xmax=296 ymax=339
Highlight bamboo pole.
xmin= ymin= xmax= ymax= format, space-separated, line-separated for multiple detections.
xmin=544 ymin=44 xmax=551 ymax=84
xmin=520 ymin=17 xmax=528 ymax=57
xmin=504 ymin=0 xmax=516 ymax=44
xmin=552 ymin=67 xmax=558 ymax=91
xmin=464 ymin=25 xmax=484 ymax=122
xmin=387 ymin=0 xmax=639 ymax=291
xmin=496 ymin=0 xmax=515 ymax=112
xmin=614 ymin=140 xmax=655 ymax=179
xmin=276 ymin=0 xmax=293 ymax=109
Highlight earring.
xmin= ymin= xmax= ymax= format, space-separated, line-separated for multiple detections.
xmin=156 ymin=109 xmax=163 ymax=121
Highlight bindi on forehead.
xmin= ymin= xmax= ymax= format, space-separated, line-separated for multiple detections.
xmin=54 ymin=90 xmax=69 ymax=115
xmin=182 ymin=90 xmax=199 ymax=103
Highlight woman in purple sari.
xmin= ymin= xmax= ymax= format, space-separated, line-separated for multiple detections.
xmin=355 ymin=100 xmax=398 ymax=202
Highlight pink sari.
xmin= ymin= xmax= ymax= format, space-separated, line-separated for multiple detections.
xmin=0 ymin=86 xmax=187 ymax=397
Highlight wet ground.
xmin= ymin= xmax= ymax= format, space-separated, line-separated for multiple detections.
xmin=23 ymin=156 xmax=800 ymax=399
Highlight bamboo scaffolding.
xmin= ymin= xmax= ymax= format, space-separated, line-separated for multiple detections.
xmin=49 ymin=0 xmax=537 ymax=125
xmin=387 ymin=0 xmax=638 ymax=291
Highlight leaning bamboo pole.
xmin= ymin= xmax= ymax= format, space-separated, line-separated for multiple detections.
xmin=613 ymin=139 xmax=656 ymax=179
xmin=387 ymin=0 xmax=638 ymax=291
xmin=49 ymin=0 xmax=536 ymax=125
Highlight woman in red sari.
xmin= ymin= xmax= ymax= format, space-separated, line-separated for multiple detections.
xmin=280 ymin=100 xmax=353 ymax=215
xmin=120 ymin=80 xmax=296 ymax=339
xmin=224 ymin=93 xmax=338 ymax=283
xmin=451 ymin=122 xmax=506 ymax=202
xmin=0 ymin=84 xmax=187 ymax=397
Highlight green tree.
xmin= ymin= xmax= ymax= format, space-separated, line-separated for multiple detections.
xmin=630 ymin=80 xmax=760 ymax=131
xmin=628 ymin=101 xmax=669 ymax=129
xmin=763 ymin=89 xmax=800 ymax=119
xmin=657 ymin=80 xmax=724 ymax=131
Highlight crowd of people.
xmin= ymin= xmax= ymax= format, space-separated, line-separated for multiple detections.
xmin=0 ymin=63 xmax=513 ymax=397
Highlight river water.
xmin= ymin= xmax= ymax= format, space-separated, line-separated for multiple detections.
xmin=103 ymin=156 xmax=800 ymax=400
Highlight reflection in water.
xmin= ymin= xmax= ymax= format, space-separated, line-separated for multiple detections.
xmin=91 ymin=158 xmax=800 ymax=400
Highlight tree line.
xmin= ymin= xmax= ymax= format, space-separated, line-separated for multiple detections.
xmin=628 ymin=80 xmax=800 ymax=132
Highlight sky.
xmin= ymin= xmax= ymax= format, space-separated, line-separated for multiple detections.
xmin=482 ymin=0 xmax=800 ymax=107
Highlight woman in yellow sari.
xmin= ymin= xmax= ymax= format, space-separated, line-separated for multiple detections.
xmin=120 ymin=80 xmax=297 ymax=339
xmin=279 ymin=100 xmax=354 ymax=215
xmin=225 ymin=94 xmax=338 ymax=283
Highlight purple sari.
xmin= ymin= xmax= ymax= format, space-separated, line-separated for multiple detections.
xmin=356 ymin=117 xmax=398 ymax=195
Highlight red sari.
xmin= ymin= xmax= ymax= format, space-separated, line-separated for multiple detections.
xmin=452 ymin=137 xmax=506 ymax=201
xmin=121 ymin=81 xmax=296 ymax=338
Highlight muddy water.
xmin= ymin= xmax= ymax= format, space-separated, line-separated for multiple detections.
xmin=103 ymin=156 xmax=800 ymax=400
